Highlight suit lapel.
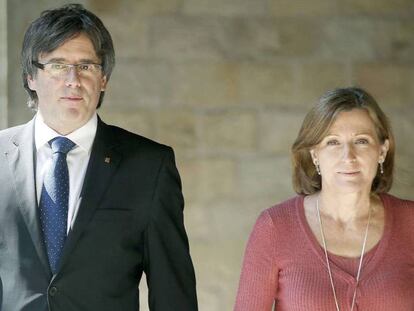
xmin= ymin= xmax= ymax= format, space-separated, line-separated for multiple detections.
xmin=5 ymin=119 xmax=52 ymax=277
xmin=58 ymin=119 xmax=121 ymax=271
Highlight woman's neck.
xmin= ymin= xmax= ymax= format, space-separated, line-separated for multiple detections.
xmin=317 ymin=190 xmax=377 ymax=224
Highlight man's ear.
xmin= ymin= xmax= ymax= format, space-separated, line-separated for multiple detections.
xmin=100 ymin=75 xmax=107 ymax=91
xmin=27 ymin=75 xmax=37 ymax=91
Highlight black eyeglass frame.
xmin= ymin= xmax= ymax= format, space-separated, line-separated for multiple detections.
xmin=32 ymin=61 xmax=102 ymax=71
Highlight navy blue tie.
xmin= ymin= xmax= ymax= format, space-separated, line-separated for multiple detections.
xmin=39 ymin=137 xmax=75 ymax=274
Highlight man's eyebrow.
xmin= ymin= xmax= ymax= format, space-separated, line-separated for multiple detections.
xmin=40 ymin=57 xmax=100 ymax=63
xmin=42 ymin=57 xmax=67 ymax=63
xmin=77 ymin=58 xmax=101 ymax=63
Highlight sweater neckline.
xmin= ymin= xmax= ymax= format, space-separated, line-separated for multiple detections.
xmin=296 ymin=193 xmax=393 ymax=283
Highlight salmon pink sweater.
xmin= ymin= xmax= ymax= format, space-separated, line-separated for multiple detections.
xmin=234 ymin=194 xmax=414 ymax=311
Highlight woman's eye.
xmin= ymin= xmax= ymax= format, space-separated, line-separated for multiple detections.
xmin=326 ymin=140 xmax=339 ymax=146
xmin=356 ymin=138 xmax=369 ymax=144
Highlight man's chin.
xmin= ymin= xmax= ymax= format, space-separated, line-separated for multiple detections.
xmin=47 ymin=113 xmax=89 ymax=135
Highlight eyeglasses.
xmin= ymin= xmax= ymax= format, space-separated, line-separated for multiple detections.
xmin=33 ymin=61 xmax=103 ymax=78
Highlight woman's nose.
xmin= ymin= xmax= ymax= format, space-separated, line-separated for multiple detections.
xmin=343 ymin=143 xmax=357 ymax=162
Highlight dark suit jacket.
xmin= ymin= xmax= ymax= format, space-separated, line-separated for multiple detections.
xmin=0 ymin=116 xmax=198 ymax=311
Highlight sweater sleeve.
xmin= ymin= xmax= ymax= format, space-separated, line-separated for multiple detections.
xmin=234 ymin=210 xmax=278 ymax=311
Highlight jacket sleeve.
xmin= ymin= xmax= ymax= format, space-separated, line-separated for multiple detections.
xmin=144 ymin=147 xmax=198 ymax=310
xmin=234 ymin=210 xmax=279 ymax=311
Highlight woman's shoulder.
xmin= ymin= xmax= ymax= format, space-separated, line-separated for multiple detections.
xmin=258 ymin=195 xmax=303 ymax=225
xmin=381 ymin=193 xmax=414 ymax=209
xmin=381 ymin=193 xmax=414 ymax=233
xmin=249 ymin=196 xmax=305 ymax=247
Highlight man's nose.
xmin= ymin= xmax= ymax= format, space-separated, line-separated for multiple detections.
xmin=65 ymin=66 xmax=81 ymax=87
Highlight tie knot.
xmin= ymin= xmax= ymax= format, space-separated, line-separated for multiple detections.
xmin=49 ymin=137 xmax=76 ymax=154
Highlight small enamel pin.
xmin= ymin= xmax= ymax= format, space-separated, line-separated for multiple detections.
xmin=104 ymin=157 xmax=111 ymax=164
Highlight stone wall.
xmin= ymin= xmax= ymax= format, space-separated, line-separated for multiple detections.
xmin=0 ymin=0 xmax=6 ymax=129
xmin=7 ymin=1 xmax=414 ymax=310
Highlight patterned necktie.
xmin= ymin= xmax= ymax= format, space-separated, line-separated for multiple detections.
xmin=39 ymin=136 xmax=75 ymax=274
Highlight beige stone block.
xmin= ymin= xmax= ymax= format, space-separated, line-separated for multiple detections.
xmin=185 ymin=196 xmax=278 ymax=248
xmin=98 ymin=109 xmax=155 ymax=139
xmin=238 ymin=156 xmax=295 ymax=199
xmin=239 ymin=63 xmax=296 ymax=106
xmin=384 ymin=112 xmax=414 ymax=199
xmin=105 ymin=60 xmax=171 ymax=107
xmin=150 ymin=16 xmax=280 ymax=61
xmin=215 ymin=18 xmax=282 ymax=61
xmin=339 ymin=0 xmax=414 ymax=14
xmin=90 ymin=0 xmax=181 ymax=16
xmin=179 ymin=158 xmax=237 ymax=201
xmin=8 ymin=65 xmax=35 ymax=126
xmin=182 ymin=0 xmax=267 ymax=16
xmin=319 ymin=19 xmax=396 ymax=61
xmin=150 ymin=16 xmax=320 ymax=61
xmin=101 ymin=14 xmax=148 ymax=58
xmin=7 ymin=0 xmax=44 ymax=126
xmin=390 ymin=20 xmax=414 ymax=62
xmin=392 ymin=153 xmax=414 ymax=200
xmin=270 ymin=0 xmax=337 ymax=17
xmin=354 ymin=63 xmax=414 ymax=108
xmin=132 ymin=0 xmax=181 ymax=15
xmin=275 ymin=19 xmax=322 ymax=58
xmin=156 ymin=109 xmax=198 ymax=151
xmin=390 ymin=112 xmax=414 ymax=155
xmin=296 ymin=63 xmax=349 ymax=105
xmin=82 ymin=1 xmax=183 ymax=59
xmin=213 ymin=200 xmax=269 ymax=239
xmin=259 ymin=111 xmax=304 ymax=154
xmin=184 ymin=202 xmax=213 ymax=242
xmin=240 ymin=18 xmax=330 ymax=61
xmin=191 ymin=239 xmax=247 ymax=311
xmin=149 ymin=16 xmax=225 ymax=60
xmin=200 ymin=111 xmax=257 ymax=151
xmin=0 ymin=0 xmax=6 ymax=130
xmin=171 ymin=62 xmax=240 ymax=107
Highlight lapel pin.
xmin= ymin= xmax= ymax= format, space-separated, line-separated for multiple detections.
xmin=104 ymin=157 xmax=111 ymax=164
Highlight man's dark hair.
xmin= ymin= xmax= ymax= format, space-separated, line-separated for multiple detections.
xmin=21 ymin=3 xmax=115 ymax=109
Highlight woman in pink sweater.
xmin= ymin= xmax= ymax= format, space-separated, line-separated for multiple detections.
xmin=235 ymin=87 xmax=414 ymax=311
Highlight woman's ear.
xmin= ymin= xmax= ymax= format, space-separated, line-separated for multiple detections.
xmin=310 ymin=149 xmax=317 ymax=164
xmin=379 ymin=139 xmax=389 ymax=162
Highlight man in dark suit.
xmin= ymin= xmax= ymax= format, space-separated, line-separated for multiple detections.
xmin=0 ymin=4 xmax=198 ymax=311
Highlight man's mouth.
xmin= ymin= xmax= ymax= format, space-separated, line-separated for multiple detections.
xmin=61 ymin=96 xmax=83 ymax=100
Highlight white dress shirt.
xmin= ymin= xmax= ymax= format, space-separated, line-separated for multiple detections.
xmin=35 ymin=112 xmax=97 ymax=233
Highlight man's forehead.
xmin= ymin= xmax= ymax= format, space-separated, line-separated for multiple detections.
xmin=38 ymin=33 xmax=99 ymax=61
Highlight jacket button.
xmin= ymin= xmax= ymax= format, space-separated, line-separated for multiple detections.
xmin=49 ymin=286 xmax=58 ymax=296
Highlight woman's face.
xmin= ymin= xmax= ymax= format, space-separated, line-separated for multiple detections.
xmin=310 ymin=109 xmax=389 ymax=194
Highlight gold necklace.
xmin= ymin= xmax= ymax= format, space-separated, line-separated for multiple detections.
xmin=315 ymin=197 xmax=372 ymax=311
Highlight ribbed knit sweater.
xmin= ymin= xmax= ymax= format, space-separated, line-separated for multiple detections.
xmin=234 ymin=194 xmax=414 ymax=311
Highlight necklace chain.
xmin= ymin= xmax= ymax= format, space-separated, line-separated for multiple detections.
xmin=315 ymin=197 xmax=372 ymax=311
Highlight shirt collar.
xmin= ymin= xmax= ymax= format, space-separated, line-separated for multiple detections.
xmin=35 ymin=112 xmax=98 ymax=154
